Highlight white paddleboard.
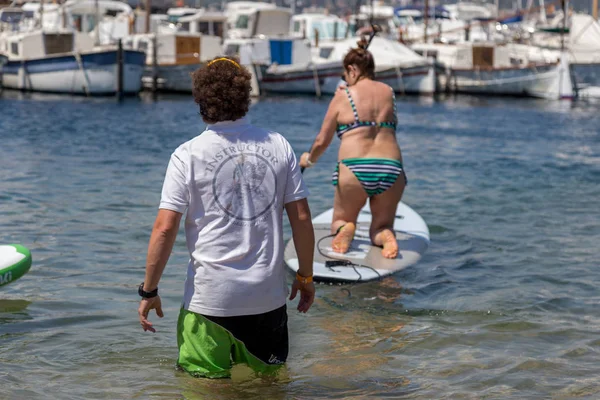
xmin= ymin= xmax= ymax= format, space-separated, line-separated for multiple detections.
xmin=284 ymin=201 xmax=429 ymax=283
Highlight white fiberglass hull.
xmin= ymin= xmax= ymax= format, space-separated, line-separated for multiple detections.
xmin=374 ymin=64 xmax=436 ymax=95
xmin=141 ymin=63 xmax=203 ymax=92
xmin=448 ymin=61 xmax=572 ymax=100
xmin=259 ymin=62 xmax=342 ymax=95
xmin=1 ymin=49 xmax=145 ymax=95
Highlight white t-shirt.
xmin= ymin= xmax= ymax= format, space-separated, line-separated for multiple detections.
xmin=159 ymin=117 xmax=308 ymax=317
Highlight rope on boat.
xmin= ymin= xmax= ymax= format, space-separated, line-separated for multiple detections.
xmin=312 ymin=64 xmax=322 ymax=97
xmin=74 ymin=52 xmax=91 ymax=97
xmin=395 ymin=65 xmax=406 ymax=95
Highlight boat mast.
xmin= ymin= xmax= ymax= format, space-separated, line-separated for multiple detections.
xmin=423 ymin=0 xmax=428 ymax=42
xmin=94 ymin=0 xmax=100 ymax=45
xmin=539 ymin=0 xmax=547 ymax=24
xmin=145 ymin=0 xmax=151 ymax=33
xmin=354 ymin=0 xmax=362 ymax=34
xmin=593 ymin=0 xmax=598 ymax=20
xmin=560 ymin=0 xmax=565 ymax=51
xmin=39 ymin=0 xmax=44 ymax=29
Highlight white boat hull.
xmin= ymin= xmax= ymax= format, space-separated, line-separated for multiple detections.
xmin=260 ymin=62 xmax=435 ymax=96
xmin=1 ymin=49 xmax=145 ymax=95
xmin=374 ymin=64 xmax=436 ymax=95
xmin=141 ymin=63 xmax=203 ymax=92
xmin=447 ymin=61 xmax=572 ymax=99
xmin=259 ymin=62 xmax=341 ymax=95
xmin=571 ymin=63 xmax=600 ymax=98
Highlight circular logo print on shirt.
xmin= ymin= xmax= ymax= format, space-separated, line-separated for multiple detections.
xmin=212 ymin=153 xmax=277 ymax=221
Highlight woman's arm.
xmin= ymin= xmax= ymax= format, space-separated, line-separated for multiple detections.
xmin=300 ymin=90 xmax=343 ymax=168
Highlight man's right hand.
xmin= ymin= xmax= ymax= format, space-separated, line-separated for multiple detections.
xmin=138 ymin=295 xmax=164 ymax=332
xmin=289 ymin=280 xmax=315 ymax=313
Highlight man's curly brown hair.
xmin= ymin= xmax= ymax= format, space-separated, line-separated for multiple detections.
xmin=191 ymin=57 xmax=252 ymax=123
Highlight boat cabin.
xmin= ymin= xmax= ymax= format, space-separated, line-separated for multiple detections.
xmin=228 ymin=7 xmax=292 ymax=39
xmin=291 ymin=13 xmax=348 ymax=44
xmin=124 ymin=32 xmax=221 ymax=66
xmin=223 ymin=36 xmax=311 ymax=66
xmin=177 ymin=10 xmax=228 ymax=38
xmin=0 ymin=30 xmax=94 ymax=61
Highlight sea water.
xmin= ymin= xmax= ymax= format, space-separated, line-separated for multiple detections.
xmin=1 ymin=91 xmax=599 ymax=399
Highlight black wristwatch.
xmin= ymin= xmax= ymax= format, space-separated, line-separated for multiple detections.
xmin=138 ymin=282 xmax=158 ymax=298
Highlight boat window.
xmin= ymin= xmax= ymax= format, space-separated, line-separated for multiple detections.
xmin=394 ymin=16 xmax=411 ymax=26
xmin=198 ymin=21 xmax=209 ymax=34
xmin=325 ymin=22 xmax=338 ymax=39
xmin=0 ymin=11 xmax=23 ymax=23
xmin=223 ymin=44 xmax=239 ymax=56
xmin=214 ymin=22 xmax=224 ymax=38
xmin=510 ymin=57 xmax=523 ymax=66
xmin=179 ymin=21 xmax=190 ymax=31
xmin=319 ymin=47 xmax=333 ymax=59
xmin=235 ymin=15 xmax=249 ymax=29
xmin=138 ymin=40 xmax=148 ymax=53
xmin=11 ymin=42 xmax=18 ymax=55
xmin=84 ymin=14 xmax=96 ymax=33
xmin=293 ymin=20 xmax=300 ymax=32
xmin=124 ymin=39 xmax=133 ymax=48
xmin=311 ymin=21 xmax=324 ymax=39
xmin=44 ymin=33 xmax=74 ymax=54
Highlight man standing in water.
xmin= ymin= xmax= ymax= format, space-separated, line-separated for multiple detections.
xmin=137 ymin=57 xmax=316 ymax=378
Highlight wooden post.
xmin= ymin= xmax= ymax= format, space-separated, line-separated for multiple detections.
xmin=152 ymin=35 xmax=158 ymax=93
xmin=594 ymin=0 xmax=599 ymax=20
xmin=116 ymin=39 xmax=124 ymax=100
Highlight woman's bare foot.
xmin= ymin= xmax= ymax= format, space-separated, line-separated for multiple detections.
xmin=331 ymin=222 xmax=356 ymax=254
xmin=375 ymin=229 xmax=398 ymax=259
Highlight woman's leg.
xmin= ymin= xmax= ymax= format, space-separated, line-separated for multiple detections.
xmin=331 ymin=163 xmax=368 ymax=253
xmin=369 ymin=172 xmax=406 ymax=258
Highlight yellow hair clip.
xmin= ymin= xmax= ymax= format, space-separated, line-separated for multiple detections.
xmin=207 ymin=58 xmax=241 ymax=69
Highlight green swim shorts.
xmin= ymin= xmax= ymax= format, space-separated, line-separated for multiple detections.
xmin=176 ymin=305 xmax=288 ymax=378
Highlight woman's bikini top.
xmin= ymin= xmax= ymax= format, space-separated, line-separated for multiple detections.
xmin=336 ymin=86 xmax=397 ymax=138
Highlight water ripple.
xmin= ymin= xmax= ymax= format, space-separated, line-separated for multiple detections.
xmin=1 ymin=93 xmax=599 ymax=398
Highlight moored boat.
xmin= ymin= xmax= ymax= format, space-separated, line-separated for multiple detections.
xmin=0 ymin=29 xmax=145 ymax=95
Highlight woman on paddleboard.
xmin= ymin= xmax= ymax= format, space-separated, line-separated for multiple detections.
xmin=299 ymin=39 xmax=407 ymax=259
